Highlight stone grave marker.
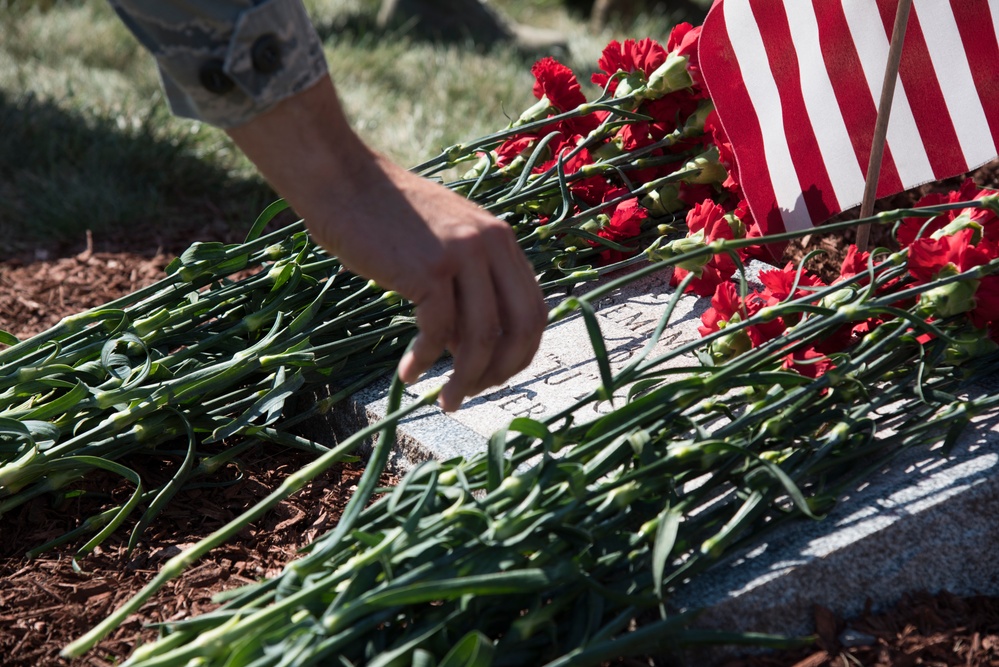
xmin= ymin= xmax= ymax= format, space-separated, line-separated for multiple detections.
xmin=337 ymin=265 xmax=710 ymax=467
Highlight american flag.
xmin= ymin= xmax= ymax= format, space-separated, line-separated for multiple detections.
xmin=699 ymin=0 xmax=999 ymax=236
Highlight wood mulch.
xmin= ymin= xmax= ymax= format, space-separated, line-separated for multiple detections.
xmin=3 ymin=171 xmax=999 ymax=665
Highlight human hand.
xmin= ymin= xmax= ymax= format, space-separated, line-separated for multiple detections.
xmin=228 ymin=77 xmax=547 ymax=411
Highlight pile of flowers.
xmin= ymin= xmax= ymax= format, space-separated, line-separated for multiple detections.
xmin=700 ymin=179 xmax=999 ymax=377
xmin=448 ymin=23 xmax=999 ymax=385
xmin=11 ymin=20 xmax=999 ymax=667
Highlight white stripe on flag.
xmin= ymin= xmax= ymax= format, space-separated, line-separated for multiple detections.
xmin=724 ymin=0 xmax=813 ymax=232
xmin=914 ymin=0 xmax=997 ymax=167
xmin=782 ymin=0 xmax=866 ymax=210
xmin=992 ymin=0 xmax=999 ymax=63
xmin=842 ymin=0 xmax=935 ymax=187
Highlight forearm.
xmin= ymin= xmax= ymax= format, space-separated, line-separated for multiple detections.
xmin=224 ymin=76 xmax=373 ymax=250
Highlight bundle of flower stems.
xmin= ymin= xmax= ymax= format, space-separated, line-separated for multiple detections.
xmin=63 ymin=198 xmax=999 ymax=665
xmin=0 ymin=211 xmax=412 ymax=557
xmin=0 ymin=30 xmax=711 ymax=558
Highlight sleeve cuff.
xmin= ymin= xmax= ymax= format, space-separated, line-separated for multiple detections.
xmin=150 ymin=0 xmax=329 ymax=128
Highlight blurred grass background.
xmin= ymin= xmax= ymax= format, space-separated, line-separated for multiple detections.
xmin=0 ymin=0 xmax=706 ymax=256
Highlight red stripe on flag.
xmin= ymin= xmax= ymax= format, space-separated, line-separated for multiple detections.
xmin=950 ymin=0 xmax=999 ymax=150
xmin=748 ymin=0 xmax=838 ymax=223
xmin=812 ymin=0 xmax=904 ymax=200
xmin=699 ymin=6 xmax=785 ymax=236
xmin=875 ymin=0 xmax=966 ymax=180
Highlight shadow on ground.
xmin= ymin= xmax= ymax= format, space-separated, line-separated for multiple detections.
xmin=0 ymin=89 xmax=280 ymax=260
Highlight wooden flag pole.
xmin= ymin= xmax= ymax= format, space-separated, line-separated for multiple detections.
xmin=856 ymin=0 xmax=913 ymax=252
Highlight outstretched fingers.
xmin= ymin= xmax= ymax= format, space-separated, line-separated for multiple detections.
xmin=398 ymin=283 xmax=456 ymax=386
xmin=439 ymin=257 xmax=503 ymax=412
xmin=441 ymin=230 xmax=546 ymax=411
xmin=473 ymin=242 xmax=547 ymax=392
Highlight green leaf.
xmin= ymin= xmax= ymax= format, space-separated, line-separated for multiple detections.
xmin=128 ymin=410 xmax=197 ymax=553
xmin=180 ymin=241 xmax=227 ymax=266
xmin=0 ymin=433 xmax=34 ymax=469
xmin=486 ymin=428 xmax=507 ymax=493
xmin=44 ymin=455 xmax=144 ymax=560
xmin=21 ymin=420 xmax=60 ymax=449
xmin=6 ymin=380 xmax=87 ymax=423
xmin=626 ymin=377 xmax=664 ymax=402
xmin=244 ymin=198 xmax=290 ymax=243
xmin=438 ymin=631 xmax=494 ymax=667
xmin=0 ymin=330 xmax=18 ymax=347
xmin=412 ymin=649 xmax=437 ymax=667
xmin=651 ymin=506 xmax=682 ymax=607
xmin=214 ymin=250 xmax=249 ymax=276
xmin=289 ymin=275 xmax=335 ymax=335
xmin=206 ymin=368 xmax=305 ymax=443
xmin=508 ymin=417 xmax=555 ymax=452
xmin=364 ymin=569 xmax=553 ymax=608
xmin=578 ymin=301 xmax=613 ymax=399
xmin=100 ymin=333 xmax=151 ymax=389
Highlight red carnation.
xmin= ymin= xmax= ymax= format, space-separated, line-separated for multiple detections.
xmin=666 ymin=23 xmax=703 ymax=87
xmin=698 ymin=282 xmax=785 ymax=351
xmin=495 ymin=136 xmax=535 ymax=168
xmin=971 ymin=275 xmax=999 ymax=329
xmin=530 ymin=57 xmax=600 ymax=137
xmin=896 ymin=179 xmax=999 ymax=247
xmin=836 ymin=245 xmax=871 ymax=283
xmin=591 ymin=38 xmax=668 ymax=93
xmin=783 ymin=347 xmax=833 ymax=379
xmin=600 ymin=198 xmax=646 ymax=243
xmin=532 ymin=57 xmax=587 ymax=112
xmin=907 ymin=228 xmax=992 ymax=283
xmin=759 ymin=263 xmax=825 ymax=306
xmin=671 ymin=199 xmax=739 ymax=297
xmin=597 ymin=198 xmax=647 ymax=264
xmin=699 ymin=281 xmax=744 ymax=337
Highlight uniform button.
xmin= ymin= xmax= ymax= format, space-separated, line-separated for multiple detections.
xmin=251 ymin=34 xmax=282 ymax=74
xmin=199 ymin=59 xmax=235 ymax=94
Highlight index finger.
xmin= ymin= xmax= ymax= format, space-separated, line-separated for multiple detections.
xmin=398 ymin=284 xmax=456 ymax=385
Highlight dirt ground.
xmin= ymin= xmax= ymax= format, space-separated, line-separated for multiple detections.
xmin=3 ymin=173 xmax=999 ymax=666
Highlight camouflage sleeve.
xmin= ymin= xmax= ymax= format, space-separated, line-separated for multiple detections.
xmin=108 ymin=0 xmax=328 ymax=128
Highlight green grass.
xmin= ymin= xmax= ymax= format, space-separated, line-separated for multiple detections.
xmin=0 ymin=0 xmax=706 ymax=255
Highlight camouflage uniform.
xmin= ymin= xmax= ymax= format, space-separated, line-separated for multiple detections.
xmin=109 ymin=0 xmax=328 ymax=128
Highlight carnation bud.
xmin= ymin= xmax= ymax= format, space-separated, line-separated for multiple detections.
xmin=608 ymin=480 xmax=641 ymax=509
xmin=614 ymin=71 xmax=647 ymax=101
xmin=709 ymin=324 xmax=752 ymax=363
xmin=587 ymin=217 xmax=607 ymax=234
xmin=918 ymin=278 xmax=979 ymax=318
xmin=681 ymin=99 xmax=715 ymax=136
xmin=669 ymin=233 xmax=710 ymax=272
xmin=644 ymin=52 xmax=694 ymax=99
xmin=516 ymin=96 xmax=553 ymax=126
xmin=592 ymin=138 xmax=625 ymax=161
xmin=818 ymin=286 xmax=859 ymax=310
xmin=518 ymin=197 xmax=560 ymax=217
xmin=462 ymin=154 xmax=491 ymax=180
xmin=637 ymin=517 xmax=659 ymax=541
xmin=724 ymin=212 xmax=746 ymax=239
xmin=945 ymin=331 xmax=999 ymax=364
xmin=644 ymin=237 xmax=674 ymax=263
xmin=641 ymin=184 xmax=684 ymax=216
xmin=932 ymin=213 xmax=983 ymax=243
xmin=683 ymin=146 xmax=728 ymax=185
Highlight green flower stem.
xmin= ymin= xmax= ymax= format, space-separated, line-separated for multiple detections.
xmin=61 ymin=380 xmax=440 ymax=660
